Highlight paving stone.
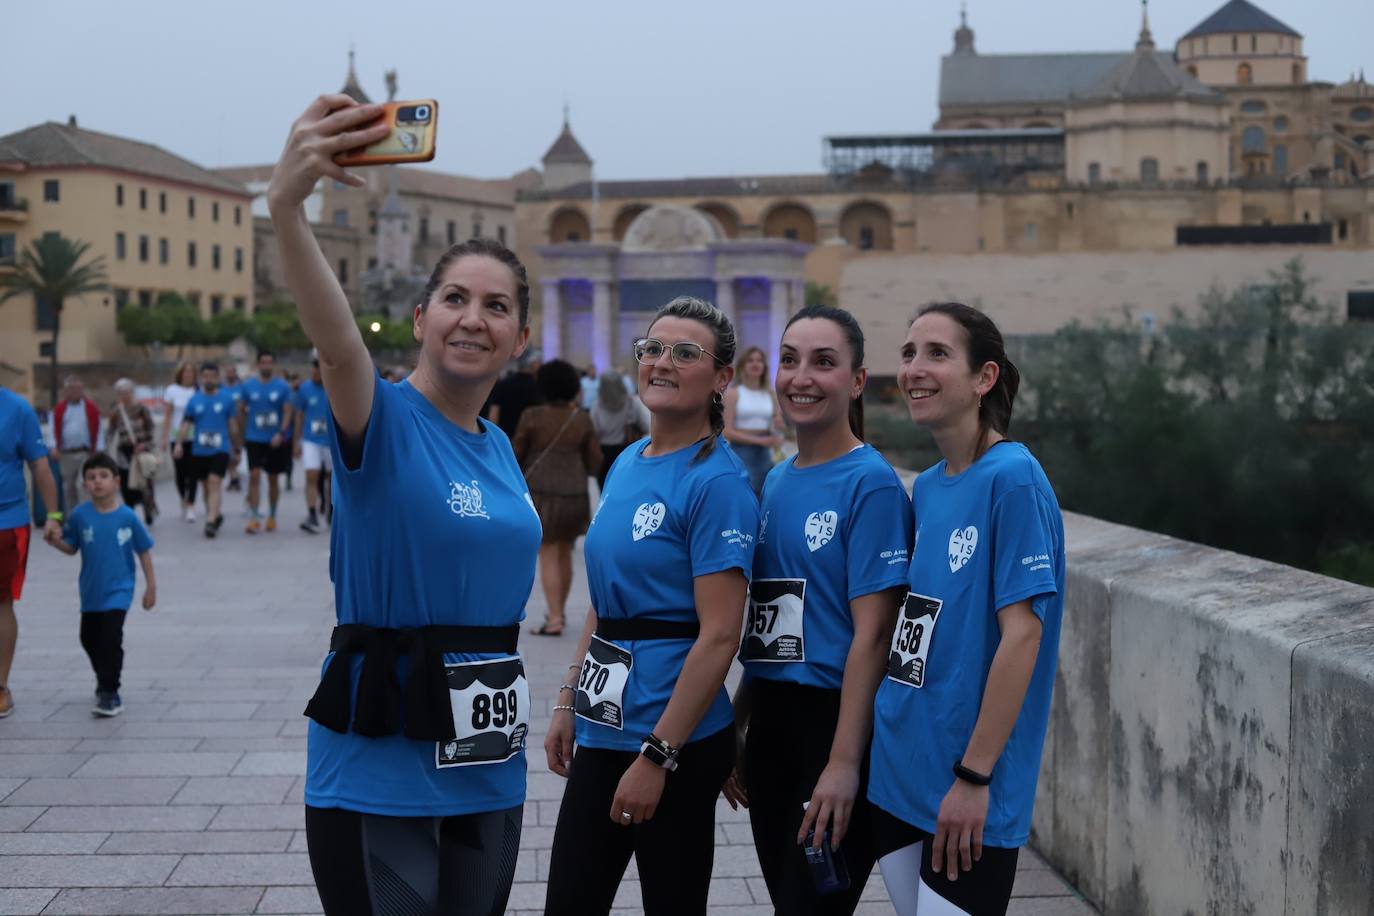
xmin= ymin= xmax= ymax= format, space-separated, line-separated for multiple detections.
xmin=171 ymin=777 xmax=295 ymax=806
xmin=3 ymin=776 xmax=185 ymax=806
xmin=0 ymin=738 xmax=80 ymax=753
xmin=255 ymin=886 xmax=323 ymax=914
xmin=0 ymin=777 xmax=24 ymax=801
xmin=116 ymin=720 xmax=286 ymax=739
xmin=0 ymin=753 xmax=92 ymax=778
xmin=100 ymin=830 xmax=294 ymax=854
xmin=44 ymin=701 xmax=173 ymax=722
xmin=0 ymin=806 xmax=46 ymax=830
xmin=1007 ymin=896 xmax=1099 ymax=915
xmin=0 ymin=832 xmax=108 ymax=853
xmin=207 ymin=805 xmax=304 ymax=832
xmin=72 ymin=752 xmax=244 ymax=778
xmin=229 ymin=753 xmax=305 ymax=776
xmin=0 ymin=853 xmax=179 ymax=887
xmin=72 ymin=738 xmax=205 ymax=754
xmin=27 ymin=805 xmax=219 ymax=832
xmin=1013 ymin=868 xmax=1088 ymax=897
xmin=41 ymin=886 xmax=265 ymax=914
xmin=167 ymin=853 xmax=314 ymax=886
xmin=0 ymin=888 xmax=57 ymax=915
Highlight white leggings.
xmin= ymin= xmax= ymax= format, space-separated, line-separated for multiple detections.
xmin=880 ymin=842 xmax=970 ymax=916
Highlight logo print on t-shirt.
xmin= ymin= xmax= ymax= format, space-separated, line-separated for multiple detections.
xmin=804 ymin=510 xmax=838 ymax=553
xmin=632 ymin=502 xmax=666 ymax=541
xmin=948 ymin=526 xmax=978 ymax=572
xmin=447 ymin=480 xmax=491 ymax=520
xmin=117 ymin=527 xmax=132 ymax=547
xmin=81 ymin=527 xmax=95 ymax=544
xmin=758 ymin=511 xmax=770 ymax=544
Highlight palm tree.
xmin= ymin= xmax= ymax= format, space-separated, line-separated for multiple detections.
xmin=0 ymin=233 xmax=108 ymax=408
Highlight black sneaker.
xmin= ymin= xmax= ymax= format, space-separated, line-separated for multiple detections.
xmin=93 ymin=692 xmax=123 ymax=717
xmin=205 ymin=521 xmax=217 ymax=539
xmin=211 ymin=515 xmax=225 ymax=532
xmin=300 ymin=513 xmax=319 ymax=534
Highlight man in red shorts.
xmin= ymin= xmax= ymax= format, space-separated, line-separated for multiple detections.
xmin=1 ymin=387 xmax=63 ymax=718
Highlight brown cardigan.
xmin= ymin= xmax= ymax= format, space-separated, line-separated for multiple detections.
xmin=511 ymin=404 xmax=603 ymax=497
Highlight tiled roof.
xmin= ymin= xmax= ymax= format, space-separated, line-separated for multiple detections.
xmin=1180 ymin=0 xmax=1300 ymax=40
xmin=517 ymin=172 xmax=907 ymax=203
xmin=0 ymin=122 xmax=249 ymax=196
xmin=940 ymin=51 xmax=1179 ymax=107
xmin=542 ymin=124 xmax=592 ymax=165
xmin=1078 ymin=48 xmax=1226 ymax=103
xmin=213 ymin=164 xmax=517 ymax=209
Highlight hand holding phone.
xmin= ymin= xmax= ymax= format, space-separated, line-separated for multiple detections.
xmin=335 ymin=100 xmax=438 ymax=167
xmin=268 ymin=95 xmax=392 ymax=210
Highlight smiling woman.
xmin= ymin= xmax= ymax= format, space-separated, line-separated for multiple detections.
xmin=266 ymin=94 xmax=540 ymax=916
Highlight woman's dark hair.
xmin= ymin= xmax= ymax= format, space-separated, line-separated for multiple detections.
xmin=81 ymin=452 xmax=119 ymax=478
xmin=783 ymin=303 xmax=866 ymax=441
xmin=536 ymin=359 xmax=582 ymax=404
xmin=647 ymin=296 xmax=736 ymax=464
xmin=914 ymin=302 xmax=1020 ymax=439
xmin=421 ymin=237 xmax=530 ymax=327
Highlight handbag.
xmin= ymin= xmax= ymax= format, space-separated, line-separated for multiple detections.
xmin=117 ymin=404 xmax=160 ymax=491
xmin=523 ymin=406 xmax=580 ymax=483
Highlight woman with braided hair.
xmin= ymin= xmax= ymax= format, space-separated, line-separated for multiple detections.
xmin=542 ymin=297 xmax=759 ymax=915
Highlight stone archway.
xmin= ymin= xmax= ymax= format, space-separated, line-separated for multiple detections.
xmin=695 ymin=202 xmax=741 ymax=238
xmin=549 ymin=206 xmax=591 ymax=243
xmin=612 ymin=204 xmax=650 ymax=241
xmin=838 ymin=200 xmax=894 ymax=251
xmin=762 ymin=202 xmax=817 ymax=243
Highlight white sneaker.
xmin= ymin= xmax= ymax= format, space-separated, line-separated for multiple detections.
xmin=184 ymin=507 xmax=197 ymax=523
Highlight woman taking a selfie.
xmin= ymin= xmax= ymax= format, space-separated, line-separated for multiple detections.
xmin=270 ymin=94 xmax=541 ymax=916
xmin=724 ymin=305 xmax=912 ymax=914
xmin=542 ymin=297 xmax=758 ymax=916
xmin=868 ymin=303 xmax=1065 ymax=916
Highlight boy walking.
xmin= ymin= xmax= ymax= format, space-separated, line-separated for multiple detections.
xmin=43 ymin=453 xmax=156 ymax=716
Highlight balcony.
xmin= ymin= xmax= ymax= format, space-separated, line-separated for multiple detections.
xmin=0 ymin=196 xmax=28 ymax=223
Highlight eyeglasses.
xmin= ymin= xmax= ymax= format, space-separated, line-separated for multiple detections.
xmin=633 ymin=337 xmax=722 ymax=368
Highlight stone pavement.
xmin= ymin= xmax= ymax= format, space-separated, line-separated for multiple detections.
xmin=1 ymin=475 xmax=1096 ymax=915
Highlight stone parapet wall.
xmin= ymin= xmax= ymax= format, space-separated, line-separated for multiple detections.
xmin=1035 ymin=512 xmax=1374 ymax=914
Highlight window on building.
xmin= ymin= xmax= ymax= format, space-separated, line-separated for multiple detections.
xmin=234 ymin=247 xmax=243 ymax=272
xmin=338 ymin=258 xmax=349 ymax=285
xmin=1231 ymin=36 xmax=1238 ymax=52
xmin=233 ymin=296 xmax=246 ymax=311
xmin=212 ymin=201 xmax=220 ymax=222
xmin=212 ymin=244 xmax=221 ymax=270
xmin=1240 ymin=99 xmax=1266 ymax=114
xmin=116 ymin=184 xmax=124 ymax=207
xmin=211 ymin=295 xmax=223 ymax=315
xmin=1242 ymin=126 xmax=1266 ymax=152
xmin=115 ymin=232 xmax=126 ymax=260
xmin=188 ymin=196 xmax=196 ymax=219
xmin=138 ymin=235 xmax=149 ymax=262
xmin=234 ymin=205 xmax=241 ymax=226
xmin=1274 ymin=116 xmax=1289 ymax=132
xmin=419 ymin=217 xmax=429 ymax=243
xmin=138 ymin=290 xmax=152 ymax=308
xmin=1339 ymin=219 xmax=1349 ymax=240
xmin=498 ymin=225 xmax=507 ymax=246
xmin=1187 ymin=65 xmax=1198 ymax=78
xmin=1140 ymin=158 xmax=1159 ymax=183
xmin=0 ymin=183 xmax=16 ymax=209
xmin=159 ymin=191 xmax=167 ymax=214
xmin=1088 ymin=162 xmax=1101 ymax=184
xmin=368 ymin=209 xmax=377 ymax=235
xmin=188 ymin=241 xmax=197 ymax=267
xmin=1274 ymin=145 xmax=1288 ymax=175
xmin=36 ymin=295 xmax=56 ymax=331
xmin=1197 ymin=161 xmax=1210 ymax=184
xmin=1302 ymin=211 xmax=1311 ymax=223
xmin=43 ymin=180 xmax=59 ymax=202
xmin=1251 ymin=34 xmax=1257 ymax=52
xmin=1066 ymin=202 xmax=1075 ymax=218
xmin=0 ymin=233 xmax=15 ymax=263
xmin=447 ymin=220 xmax=456 ymax=245
xmin=858 ymin=226 xmax=875 ymax=250
xmin=188 ymin=291 xmax=201 ymax=307
xmin=1292 ymin=63 xmax=1302 ymax=84
xmin=472 ymin=219 xmax=483 ymax=239
xmin=159 ymin=238 xmax=169 ymax=264
xmin=139 ymin=188 xmax=147 ymax=210
xmin=333 ymin=208 xmax=349 ymax=227
xmin=1353 ymin=107 xmax=1374 ymax=124
xmin=368 ymin=257 xmax=378 ymax=270
xmin=114 ymin=288 xmax=129 ymax=311
xmin=1237 ymin=63 xmax=1253 ymax=84
xmin=1023 ymin=222 xmax=1038 ymax=243
xmin=782 ymin=228 xmax=797 ymax=241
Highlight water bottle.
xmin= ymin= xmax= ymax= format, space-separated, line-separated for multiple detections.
xmin=802 ymin=802 xmax=851 ymax=895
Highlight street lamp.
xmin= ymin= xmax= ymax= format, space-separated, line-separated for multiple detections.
xmin=369 ymin=321 xmax=382 ymax=333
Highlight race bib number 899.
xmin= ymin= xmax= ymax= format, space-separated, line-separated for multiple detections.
xmin=437 ymin=656 xmax=529 ymax=769
xmin=886 ymin=593 xmax=943 ymax=689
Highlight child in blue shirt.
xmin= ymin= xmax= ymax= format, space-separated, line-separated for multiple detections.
xmin=868 ymin=302 xmax=1065 ymax=916
xmin=43 ymin=453 xmax=156 ymax=717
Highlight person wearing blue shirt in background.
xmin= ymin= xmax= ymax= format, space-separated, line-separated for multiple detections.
xmin=293 ymin=359 xmax=332 ymax=534
xmin=542 ymin=298 xmax=758 ymax=916
xmin=173 ymin=364 xmax=238 ymax=539
xmin=0 ymin=388 xmax=62 ymax=720
xmin=42 ymin=453 xmax=156 ymax=718
xmin=868 ymin=303 xmax=1065 ymax=916
xmin=240 ymin=351 xmax=294 ymax=534
xmin=270 ymin=92 xmax=542 ymax=916
xmin=221 ymin=364 xmax=245 ymax=493
xmin=721 ymin=305 xmax=913 ymax=915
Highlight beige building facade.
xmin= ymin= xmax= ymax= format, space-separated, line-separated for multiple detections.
xmin=0 ymin=119 xmax=253 ymax=402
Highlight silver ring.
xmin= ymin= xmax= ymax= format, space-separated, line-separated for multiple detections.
xmin=620 ymin=810 xmax=632 ymax=821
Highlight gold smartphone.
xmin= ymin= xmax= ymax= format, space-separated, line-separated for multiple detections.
xmin=336 ymin=100 xmax=438 ymax=166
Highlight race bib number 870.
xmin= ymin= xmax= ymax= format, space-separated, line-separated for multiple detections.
xmin=575 ymin=636 xmax=632 ymax=730
xmin=437 ymin=656 xmax=529 ymax=768
xmin=886 ymin=593 xmax=943 ymax=689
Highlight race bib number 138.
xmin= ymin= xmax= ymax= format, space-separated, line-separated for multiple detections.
xmin=886 ymin=593 xmax=943 ymax=689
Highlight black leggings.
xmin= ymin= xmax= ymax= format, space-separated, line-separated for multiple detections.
xmin=304 ymin=804 xmax=522 ymax=916
xmin=80 ymin=611 xmax=126 ymax=693
xmin=745 ymin=678 xmax=876 ymax=915
xmin=544 ymin=726 xmax=735 ymax=915
xmin=871 ymin=805 xmax=1020 ymax=916
xmin=173 ymin=442 xmax=197 ymax=505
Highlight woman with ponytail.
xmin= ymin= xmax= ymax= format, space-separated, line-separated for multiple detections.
xmin=723 ymin=304 xmax=913 ymax=914
xmin=868 ymin=302 xmax=1065 ymax=916
xmin=542 ymin=297 xmax=758 ymax=915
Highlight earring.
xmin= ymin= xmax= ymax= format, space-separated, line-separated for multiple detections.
xmin=712 ymin=391 xmax=724 ymax=406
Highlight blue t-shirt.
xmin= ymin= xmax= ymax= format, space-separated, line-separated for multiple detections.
xmin=241 ymin=376 xmax=293 ymax=444
xmin=868 ymin=442 xmax=1065 ymax=848
xmin=576 ymin=437 xmax=758 ymax=752
xmin=62 ymin=503 xmax=154 ymax=612
xmin=0 ymin=390 xmax=48 ymax=529
xmin=183 ymin=389 xmax=236 ymax=456
xmin=743 ymin=445 xmax=913 ymax=690
xmin=307 ymin=376 xmax=542 ymax=817
xmin=294 ymin=380 xmax=331 ymax=446
xmin=222 ymin=382 xmax=243 ymax=412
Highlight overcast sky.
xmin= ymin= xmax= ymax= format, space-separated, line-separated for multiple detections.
xmin=5 ymin=0 xmax=1370 ymax=182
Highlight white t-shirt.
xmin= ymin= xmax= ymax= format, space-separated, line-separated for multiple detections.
xmin=733 ymin=385 xmax=773 ymax=432
xmin=164 ymin=384 xmax=197 ymax=439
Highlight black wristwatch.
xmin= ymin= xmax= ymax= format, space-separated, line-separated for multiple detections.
xmin=640 ymin=733 xmax=680 ymax=772
xmin=953 ymin=761 xmax=992 ymax=787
